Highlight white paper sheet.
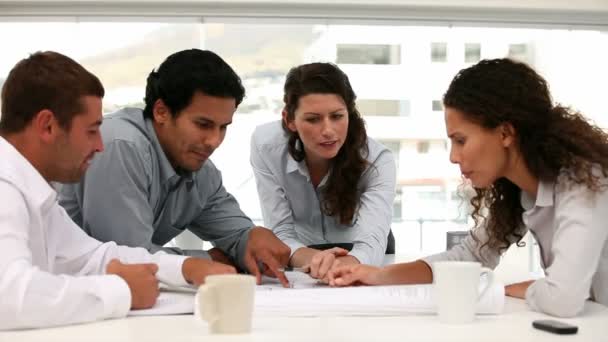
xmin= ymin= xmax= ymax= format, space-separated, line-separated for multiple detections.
xmin=254 ymin=280 xmax=505 ymax=317
xmin=127 ymin=273 xmax=504 ymax=317
xmin=128 ymin=291 xmax=194 ymax=316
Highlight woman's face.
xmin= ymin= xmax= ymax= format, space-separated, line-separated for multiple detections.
xmin=445 ymin=106 xmax=513 ymax=188
xmin=285 ymin=93 xmax=349 ymax=165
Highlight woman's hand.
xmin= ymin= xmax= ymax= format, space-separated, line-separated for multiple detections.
xmin=309 ymin=247 xmax=351 ymax=281
xmin=328 ymin=264 xmax=384 ymax=286
xmin=505 ymin=280 xmax=535 ymax=299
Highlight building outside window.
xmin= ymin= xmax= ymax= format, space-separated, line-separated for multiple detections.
xmin=357 ymin=99 xmax=407 ymax=116
xmin=508 ymin=43 xmax=532 ymax=64
xmin=464 ymin=43 xmax=481 ymax=63
xmin=417 ymin=140 xmax=430 ymax=154
xmin=336 ymin=44 xmax=400 ymax=64
xmin=1 ymin=20 xmax=605 ymax=257
xmin=432 ymin=100 xmax=443 ymax=111
xmin=431 ymin=42 xmax=447 ymax=62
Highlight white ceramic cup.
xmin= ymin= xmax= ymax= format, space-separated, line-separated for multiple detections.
xmin=196 ymin=274 xmax=256 ymax=334
xmin=432 ymin=261 xmax=493 ymax=324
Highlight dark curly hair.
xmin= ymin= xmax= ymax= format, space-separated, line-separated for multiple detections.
xmin=143 ymin=49 xmax=245 ymax=119
xmin=282 ymin=62 xmax=368 ymax=225
xmin=444 ymin=58 xmax=608 ymax=252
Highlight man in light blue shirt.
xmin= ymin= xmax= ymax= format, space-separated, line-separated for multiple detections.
xmin=59 ymin=49 xmax=290 ymax=286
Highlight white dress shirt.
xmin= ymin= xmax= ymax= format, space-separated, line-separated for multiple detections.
xmin=0 ymin=136 xmax=189 ymax=330
xmin=251 ymin=121 xmax=396 ymax=266
xmin=423 ymin=172 xmax=608 ymax=317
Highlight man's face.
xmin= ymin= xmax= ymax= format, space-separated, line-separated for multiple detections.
xmin=52 ymin=96 xmax=104 ymax=183
xmin=154 ymin=91 xmax=236 ymax=172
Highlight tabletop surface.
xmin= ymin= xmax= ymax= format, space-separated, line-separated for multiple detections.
xmin=2 ymin=255 xmax=607 ymax=342
xmin=1 ymin=298 xmax=607 ymax=342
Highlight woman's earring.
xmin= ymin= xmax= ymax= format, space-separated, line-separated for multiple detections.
xmin=295 ymin=137 xmax=303 ymax=152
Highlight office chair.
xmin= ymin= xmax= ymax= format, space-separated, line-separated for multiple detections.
xmin=308 ymin=229 xmax=396 ymax=255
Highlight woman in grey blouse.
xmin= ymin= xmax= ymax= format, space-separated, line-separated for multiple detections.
xmin=327 ymin=58 xmax=608 ymax=318
xmin=251 ymin=63 xmax=396 ymax=282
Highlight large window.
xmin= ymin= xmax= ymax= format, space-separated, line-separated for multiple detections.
xmin=2 ymin=19 xmax=607 ymax=256
xmin=0 ymin=22 xmax=204 ymax=113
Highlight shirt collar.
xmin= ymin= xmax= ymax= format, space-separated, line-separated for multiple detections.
xmin=143 ymin=117 xmax=194 ymax=186
xmin=286 ymin=155 xmax=330 ymax=187
xmin=286 ymin=156 xmax=302 ymax=175
xmin=0 ymin=136 xmax=56 ymax=212
xmin=520 ymin=179 xmax=554 ymax=211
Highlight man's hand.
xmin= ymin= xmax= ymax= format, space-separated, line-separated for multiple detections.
xmin=207 ymin=247 xmax=236 ymax=267
xmin=243 ymin=227 xmax=291 ymax=287
xmin=328 ymin=264 xmax=385 ymax=287
xmin=182 ymin=257 xmax=237 ymax=286
xmin=106 ymin=259 xmax=159 ymax=310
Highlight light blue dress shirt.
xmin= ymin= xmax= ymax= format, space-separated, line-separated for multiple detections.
xmin=59 ymin=108 xmax=253 ymax=270
xmin=423 ymin=171 xmax=608 ymax=317
xmin=250 ymin=121 xmax=396 ymax=265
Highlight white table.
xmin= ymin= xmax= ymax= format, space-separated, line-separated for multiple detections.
xmin=1 ymin=298 xmax=606 ymax=342
xmin=2 ymin=255 xmax=607 ymax=341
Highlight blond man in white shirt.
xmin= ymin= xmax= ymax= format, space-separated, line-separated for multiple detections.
xmin=328 ymin=58 xmax=608 ymax=318
xmin=0 ymin=51 xmax=236 ymax=330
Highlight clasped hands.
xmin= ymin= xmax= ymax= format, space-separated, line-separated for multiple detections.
xmin=297 ymin=247 xmax=359 ymax=283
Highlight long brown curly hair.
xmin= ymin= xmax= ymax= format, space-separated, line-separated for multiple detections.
xmin=444 ymin=58 xmax=608 ymax=252
xmin=282 ymin=62 xmax=368 ymax=225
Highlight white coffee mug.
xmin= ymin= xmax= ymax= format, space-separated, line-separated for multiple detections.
xmin=196 ymin=274 xmax=256 ymax=334
xmin=432 ymin=261 xmax=493 ymax=324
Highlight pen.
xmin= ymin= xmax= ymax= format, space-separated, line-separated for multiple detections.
xmin=278 ymin=266 xmax=310 ymax=273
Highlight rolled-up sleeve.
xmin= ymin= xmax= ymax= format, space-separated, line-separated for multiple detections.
xmin=422 ymin=225 xmax=505 ymax=271
xmin=53 ymin=207 xmax=190 ymax=288
xmin=525 ymin=183 xmax=608 ymax=317
xmin=348 ymin=150 xmax=396 ymax=266
xmin=250 ymin=133 xmax=305 ymax=256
